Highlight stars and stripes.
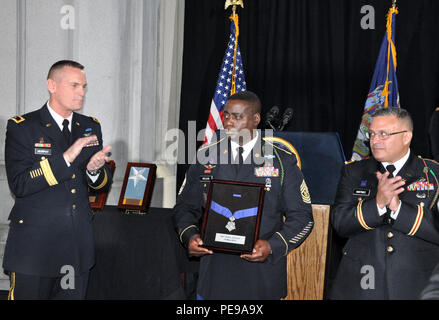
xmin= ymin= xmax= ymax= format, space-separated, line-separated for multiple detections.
xmin=203 ymin=14 xmax=247 ymax=145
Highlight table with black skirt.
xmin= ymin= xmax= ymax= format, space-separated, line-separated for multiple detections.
xmin=86 ymin=206 xmax=199 ymax=300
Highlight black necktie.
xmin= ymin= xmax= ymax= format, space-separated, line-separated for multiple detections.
xmin=235 ymin=147 xmax=244 ymax=172
xmin=386 ymin=164 xmax=396 ymax=178
xmin=237 ymin=147 xmax=244 ymax=164
xmin=62 ymin=119 xmax=71 ymax=145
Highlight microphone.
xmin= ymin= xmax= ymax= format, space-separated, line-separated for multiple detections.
xmin=265 ymin=106 xmax=280 ymax=130
xmin=278 ymin=108 xmax=294 ymax=131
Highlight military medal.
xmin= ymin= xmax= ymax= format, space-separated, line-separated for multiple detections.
xmin=85 ymin=140 xmax=99 ymax=147
xmin=407 ymin=180 xmax=434 ymax=191
xmin=34 ymin=138 xmax=52 ymax=155
xmin=254 ymin=166 xmax=279 ymax=177
xmin=265 ymin=178 xmax=272 ymax=191
xmin=225 ymin=216 xmax=236 ymax=232
xmin=210 ymin=201 xmax=258 ymax=233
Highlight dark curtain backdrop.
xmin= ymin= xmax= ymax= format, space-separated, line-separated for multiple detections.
xmin=178 ymin=0 xmax=439 ymax=189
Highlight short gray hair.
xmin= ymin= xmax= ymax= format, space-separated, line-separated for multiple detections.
xmin=372 ymin=107 xmax=413 ymax=131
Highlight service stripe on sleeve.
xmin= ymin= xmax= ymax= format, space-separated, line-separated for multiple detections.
xmin=179 ymin=225 xmax=198 ymax=243
xmin=356 ymin=199 xmax=374 ymax=230
xmin=276 ymin=232 xmax=289 ymax=256
xmin=408 ymin=205 xmax=424 ymax=236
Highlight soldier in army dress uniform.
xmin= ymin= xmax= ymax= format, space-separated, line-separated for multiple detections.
xmin=173 ymin=91 xmax=314 ymax=299
xmin=330 ymin=107 xmax=439 ymax=299
xmin=4 ymin=60 xmax=113 ymax=299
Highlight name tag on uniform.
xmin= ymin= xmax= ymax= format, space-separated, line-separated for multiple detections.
xmin=35 ymin=148 xmax=51 ymax=156
xmin=353 ymin=188 xmax=370 ymax=197
xmin=199 ymin=175 xmax=213 ymax=182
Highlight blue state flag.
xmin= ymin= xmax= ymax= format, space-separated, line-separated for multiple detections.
xmin=352 ymin=6 xmax=400 ymax=160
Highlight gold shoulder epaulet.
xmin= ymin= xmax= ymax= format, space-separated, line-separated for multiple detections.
xmin=92 ymin=117 xmax=100 ymax=124
xmin=198 ymin=136 xmax=227 ymax=152
xmin=10 ymin=116 xmax=25 ymax=124
xmin=345 ymin=159 xmax=355 ymax=165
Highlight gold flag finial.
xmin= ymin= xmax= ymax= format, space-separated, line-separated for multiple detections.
xmin=392 ymin=0 xmax=397 ymax=9
xmin=225 ymin=0 xmax=244 ymax=16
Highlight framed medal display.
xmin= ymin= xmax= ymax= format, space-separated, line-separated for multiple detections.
xmin=89 ymin=160 xmax=116 ymax=211
xmin=117 ymin=162 xmax=156 ymax=212
xmin=201 ymin=179 xmax=265 ymax=254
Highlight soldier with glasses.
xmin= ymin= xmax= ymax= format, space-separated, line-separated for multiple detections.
xmin=330 ymin=107 xmax=439 ymax=299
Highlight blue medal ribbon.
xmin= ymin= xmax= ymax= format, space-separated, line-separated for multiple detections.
xmin=210 ymin=201 xmax=258 ymax=220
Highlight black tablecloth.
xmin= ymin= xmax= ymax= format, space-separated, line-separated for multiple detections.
xmin=86 ymin=206 xmax=197 ymax=299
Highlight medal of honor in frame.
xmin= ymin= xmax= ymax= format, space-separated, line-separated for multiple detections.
xmin=201 ymin=179 xmax=265 ymax=254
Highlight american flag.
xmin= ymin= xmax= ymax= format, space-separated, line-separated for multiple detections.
xmin=203 ymin=14 xmax=247 ymax=145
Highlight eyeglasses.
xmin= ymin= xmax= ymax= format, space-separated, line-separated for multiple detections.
xmin=365 ymin=130 xmax=407 ymax=140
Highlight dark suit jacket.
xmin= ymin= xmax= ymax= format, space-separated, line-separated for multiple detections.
xmin=173 ymin=131 xmax=314 ymax=299
xmin=330 ymin=152 xmax=439 ymax=299
xmin=3 ymin=104 xmax=112 ymax=277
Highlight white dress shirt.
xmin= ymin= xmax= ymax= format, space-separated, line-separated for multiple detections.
xmin=376 ymin=149 xmax=411 ymax=220
xmin=230 ymin=131 xmax=259 ymax=163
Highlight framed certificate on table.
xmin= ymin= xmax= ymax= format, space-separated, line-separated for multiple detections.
xmin=201 ymin=179 xmax=265 ymax=254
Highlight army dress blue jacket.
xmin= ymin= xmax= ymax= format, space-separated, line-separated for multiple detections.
xmin=330 ymin=153 xmax=439 ymax=299
xmin=3 ymin=104 xmax=112 ymax=277
xmin=173 ymin=132 xmax=314 ymax=299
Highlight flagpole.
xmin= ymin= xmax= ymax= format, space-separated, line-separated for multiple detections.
xmin=225 ymin=0 xmax=244 ymax=17
xmin=203 ymin=1 xmax=247 ymax=144
xmin=225 ymin=0 xmax=244 ymax=95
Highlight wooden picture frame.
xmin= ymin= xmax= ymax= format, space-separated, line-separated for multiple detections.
xmin=89 ymin=160 xmax=116 ymax=211
xmin=201 ymin=179 xmax=265 ymax=254
xmin=117 ymin=162 xmax=156 ymax=212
